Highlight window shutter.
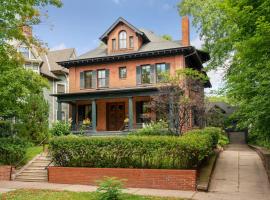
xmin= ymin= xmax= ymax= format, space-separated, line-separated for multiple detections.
xmin=92 ymin=71 xmax=97 ymax=88
xmin=80 ymin=71 xmax=85 ymax=89
xmin=150 ymin=64 xmax=156 ymax=84
xmin=136 ymin=65 xmax=141 ymax=85
xmin=166 ymin=63 xmax=171 ymax=74
xmin=105 ymin=69 xmax=110 ymax=87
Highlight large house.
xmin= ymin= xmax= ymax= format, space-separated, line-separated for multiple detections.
xmin=16 ymin=26 xmax=76 ymax=126
xmin=53 ymin=17 xmax=211 ymax=132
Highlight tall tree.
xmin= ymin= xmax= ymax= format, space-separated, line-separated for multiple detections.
xmin=178 ymin=0 xmax=270 ymax=140
xmin=0 ymin=0 xmax=62 ymax=118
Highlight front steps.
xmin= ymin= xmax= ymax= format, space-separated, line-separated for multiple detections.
xmin=14 ymin=153 xmax=52 ymax=182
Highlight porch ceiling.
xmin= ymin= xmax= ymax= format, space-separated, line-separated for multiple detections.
xmin=51 ymin=86 xmax=159 ymax=103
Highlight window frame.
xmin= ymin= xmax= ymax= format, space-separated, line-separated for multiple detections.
xmin=141 ymin=65 xmax=151 ymax=84
xmin=97 ymin=69 xmax=107 ymax=88
xmin=84 ymin=70 xmax=93 ymax=89
xmin=112 ymin=38 xmax=116 ymax=50
xmin=56 ymin=83 xmax=66 ymax=94
xmin=129 ymin=36 xmax=134 ymax=48
xmin=156 ymin=63 xmax=168 ymax=82
xmin=119 ymin=31 xmax=127 ymax=49
xmin=119 ymin=66 xmax=127 ymax=79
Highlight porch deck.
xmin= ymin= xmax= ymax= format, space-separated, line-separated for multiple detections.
xmin=72 ymin=130 xmax=130 ymax=136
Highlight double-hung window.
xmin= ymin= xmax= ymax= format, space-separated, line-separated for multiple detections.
xmin=98 ymin=69 xmax=106 ymax=88
xmin=141 ymin=65 xmax=151 ymax=84
xmin=119 ymin=31 xmax=127 ymax=49
xmin=119 ymin=67 xmax=127 ymax=79
xmin=129 ymin=36 xmax=134 ymax=48
xmin=84 ymin=71 xmax=93 ymax=89
xmin=156 ymin=63 xmax=169 ymax=82
xmin=112 ymin=39 xmax=116 ymax=50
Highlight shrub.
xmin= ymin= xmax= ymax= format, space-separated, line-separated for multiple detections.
xmin=0 ymin=137 xmax=29 ymax=165
xmin=0 ymin=120 xmax=13 ymax=137
xmin=50 ymin=121 xmax=71 ymax=136
xmin=96 ymin=177 xmax=124 ymax=200
xmin=49 ymin=133 xmax=213 ymax=169
xmin=186 ymin=127 xmax=228 ymax=147
xmin=129 ymin=120 xmax=172 ymax=136
xmin=16 ymin=94 xmax=49 ymax=144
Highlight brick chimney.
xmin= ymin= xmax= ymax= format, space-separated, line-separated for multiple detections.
xmin=22 ymin=25 xmax=32 ymax=37
xmin=182 ymin=16 xmax=190 ymax=46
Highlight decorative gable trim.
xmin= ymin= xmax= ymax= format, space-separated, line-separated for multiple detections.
xmin=99 ymin=17 xmax=150 ymax=44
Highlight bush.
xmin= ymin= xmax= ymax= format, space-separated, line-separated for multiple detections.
xmin=50 ymin=121 xmax=71 ymax=136
xmin=129 ymin=120 xmax=172 ymax=136
xmin=186 ymin=127 xmax=228 ymax=147
xmin=96 ymin=177 xmax=124 ymax=200
xmin=0 ymin=120 xmax=12 ymax=137
xmin=16 ymin=94 xmax=49 ymax=144
xmin=0 ymin=137 xmax=29 ymax=165
xmin=49 ymin=133 xmax=214 ymax=169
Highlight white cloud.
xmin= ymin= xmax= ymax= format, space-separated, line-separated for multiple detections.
xmin=191 ymin=36 xmax=203 ymax=49
xmin=50 ymin=43 xmax=67 ymax=51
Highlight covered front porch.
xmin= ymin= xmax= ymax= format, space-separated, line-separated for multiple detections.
xmin=53 ymin=87 xmax=160 ymax=133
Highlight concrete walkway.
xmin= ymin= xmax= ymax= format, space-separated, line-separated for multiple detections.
xmin=0 ymin=144 xmax=270 ymax=200
xmin=193 ymin=144 xmax=270 ymax=200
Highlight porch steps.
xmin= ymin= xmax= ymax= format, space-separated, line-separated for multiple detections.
xmin=14 ymin=152 xmax=52 ymax=182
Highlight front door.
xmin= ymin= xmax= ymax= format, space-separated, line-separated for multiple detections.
xmin=106 ymin=102 xmax=125 ymax=131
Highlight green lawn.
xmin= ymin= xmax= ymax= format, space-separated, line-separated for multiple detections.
xmin=2 ymin=189 xmax=187 ymax=200
xmin=20 ymin=146 xmax=43 ymax=166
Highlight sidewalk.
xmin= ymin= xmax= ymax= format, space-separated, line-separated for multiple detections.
xmin=0 ymin=181 xmax=195 ymax=199
xmin=1 ymin=144 xmax=270 ymax=200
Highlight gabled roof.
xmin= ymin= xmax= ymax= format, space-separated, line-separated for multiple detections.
xmin=79 ymin=29 xmax=183 ymax=59
xmin=40 ymin=48 xmax=76 ymax=78
xmin=206 ymin=102 xmax=236 ymax=115
xmin=99 ymin=17 xmax=150 ymax=44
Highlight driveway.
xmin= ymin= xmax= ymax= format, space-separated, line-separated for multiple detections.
xmin=193 ymin=144 xmax=270 ymax=200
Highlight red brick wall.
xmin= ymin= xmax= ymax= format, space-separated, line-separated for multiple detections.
xmin=0 ymin=166 xmax=12 ymax=181
xmin=48 ymin=167 xmax=197 ymax=191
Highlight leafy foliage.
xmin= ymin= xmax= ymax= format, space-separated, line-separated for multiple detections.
xmin=0 ymin=120 xmax=13 ymax=137
xmin=161 ymin=34 xmax=173 ymax=41
xmin=130 ymin=120 xmax=172 ymax=136
xmin=96 ymin=177 xmax=124 ymax=200
xmin=16 ymin=94 xmax=49 ymax=144
xmin=50 ymin=121 xmax=71 ymax=137
xmin=178 ymin=0 xmax=270 ymax=141
xmin=0 ymin=137 xmax=29 ymax=165
xmin=49 ymin=130 xmax=219 ymax=169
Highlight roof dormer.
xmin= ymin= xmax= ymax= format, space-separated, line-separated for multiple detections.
xmin=99 ymin=17 xmax=150 ymax=54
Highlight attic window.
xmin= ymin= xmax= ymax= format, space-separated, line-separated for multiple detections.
xmin=119 ymin=31 xmax=127 ymax=49
xmin=112 ymin=39 xmax=116 ymax=50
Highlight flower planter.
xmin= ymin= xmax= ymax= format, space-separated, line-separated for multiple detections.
xmin=48 ymin=167 xmax=197 ymax=191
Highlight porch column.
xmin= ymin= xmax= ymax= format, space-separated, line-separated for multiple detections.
xmin=92 ymin=99 xmax=96 ymax=132
xmin=57 ymin=101 xmax=62 ymax=121
xmin=128 ymin=97 xmax=134 ymax=130
xmin=71 ymin=103 xmax=77 ymax=128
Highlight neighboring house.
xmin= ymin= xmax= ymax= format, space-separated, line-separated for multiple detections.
xmin=205 ymin=101 xmax=237 ymax=130
xmin=53 ymin=17 xmax=211 ymax=132
xmin=16 ymin=26 xmax=76 ymax=126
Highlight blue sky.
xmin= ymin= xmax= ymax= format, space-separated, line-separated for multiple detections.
xmin=34 ymin=0 xmax=223 ymax=92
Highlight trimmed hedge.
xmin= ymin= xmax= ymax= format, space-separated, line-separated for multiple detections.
xmin=49 ymin=132 xmax=215 ymax=169
xmin=0 ymin=137 xmax=29 ymax=165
